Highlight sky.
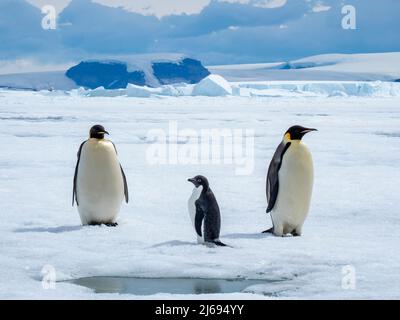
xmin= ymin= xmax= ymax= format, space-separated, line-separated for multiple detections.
xmin=1 ymin=0 xmax=399 ymax=67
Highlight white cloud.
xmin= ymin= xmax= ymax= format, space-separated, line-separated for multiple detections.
xmin=312 ymin=2 xmax=331 ymax=12
xmin=253 ymin=0 xmax=287 ymax=9
xmin=219 ymin=0 xmax=287 ymax=9
xmin=26 ymin=0 xmax=210 ymax=17
xmin=26 ymin=0 xmax=71 ymax=14
xmin=26 ymin=0 xmax=288 ymax=18
xmin=92 ymin=0 xmax=211 ymax=18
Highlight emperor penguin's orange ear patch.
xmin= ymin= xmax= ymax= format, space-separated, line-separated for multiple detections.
xmin=284 ymin=133 xmax=291 ymax=141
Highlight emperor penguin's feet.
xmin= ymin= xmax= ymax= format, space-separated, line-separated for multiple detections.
xmin=87 ymin=222 xmax=118 ymax=227
xmin=204 ymin=240 xmax=227 ymax=248
xmin=262 ymin=227 xmax=274 ymax=234
xmin=105 ymin=222 xmax=118 ymax=227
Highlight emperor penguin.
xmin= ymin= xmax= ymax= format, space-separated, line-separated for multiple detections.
xmin=263 ymin=125 xmax=317 ymax=236
xmin=187 ymin=175 xmax=226 ymax=246
xmin=73 ymin=125 xmax=129 ymax=226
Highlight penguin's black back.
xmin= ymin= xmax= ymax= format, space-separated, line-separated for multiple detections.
xmin=195 ymin=188 xmax=221 ymax=242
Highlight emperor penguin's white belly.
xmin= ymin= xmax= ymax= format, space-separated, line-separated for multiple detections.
xmin=272 ymin=141 xmax=314 ymax=235
xmin=77 ymin=139 xmax=124 ymax=225
xmin=188 ymin=186 xmax=204 ymax=243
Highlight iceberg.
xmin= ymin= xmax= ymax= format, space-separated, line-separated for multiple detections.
xmin=66 ymin=61 xmax=146 ymax=90
xmin=192 ymin=74 xmax=232 ymax=96
xmin=65 ymin=55 xmax=210 ymax=90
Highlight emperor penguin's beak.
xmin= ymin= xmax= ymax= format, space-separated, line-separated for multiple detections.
xmin=188 ymin=178 xmax=195 ymax=183
xmin=99 ymin=131 xmax=109 ymax=135
xmin=301 ymin=128 xmax=317 ymax=134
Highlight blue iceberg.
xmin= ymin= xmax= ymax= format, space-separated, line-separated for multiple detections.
xmin=65 ymin=55 xmax=210 ymax=89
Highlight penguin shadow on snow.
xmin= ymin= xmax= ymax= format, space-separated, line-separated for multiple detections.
xmin=14 ymin=225 xmax=83 ymax=234
xmin=150 ymin=240 xmax=198 ymax=249
xmin=224 ymin=232 xmax=272 ymax=240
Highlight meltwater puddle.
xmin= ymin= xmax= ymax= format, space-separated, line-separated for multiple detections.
xmin=69 ymin=277 xmax=269 ymax=295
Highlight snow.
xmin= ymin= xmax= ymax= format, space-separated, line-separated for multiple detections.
xmin=0 ymin=88 xmax=400 ymax=299
xmin=209 ymin=52 xmax=400 ymax=82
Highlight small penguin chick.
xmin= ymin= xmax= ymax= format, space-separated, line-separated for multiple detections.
xmin=187 ymin=175 xmax=226 ymax=247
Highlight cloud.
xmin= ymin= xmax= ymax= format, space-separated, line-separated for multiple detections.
xmin=162 ymin=0 xmax=307 ymax=37
xmin=26 ymin=0 xmax=72 ymax=14
xmin=1 ymin=0 xmax=399 ymax=65
xmin=59 ymin=0 xmax=161 ymax=54
xmin=154 ymin=0 xmax=400 ymax=64
xmin=219 ymin=0 xmax=287 ymax=9
xmin=92 ymin=0 xmax=211 ymax=18
xmin=0 ymin=0 xmax=60 ymax=60
xmin=27 ymin=0 xmax=287 ymax=17
xmin=311 ymin=1 xmax=331 ymax=12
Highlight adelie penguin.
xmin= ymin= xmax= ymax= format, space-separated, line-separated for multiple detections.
xmin=188 ymin=175 xmax=226 ymax=247
xmin=264 ymin=125 xmax=317 ymax=236
xmin=73 ymin=125 xmax=129 ymax=226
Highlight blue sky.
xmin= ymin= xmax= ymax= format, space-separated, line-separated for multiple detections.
xmin=1 ymin=0 xmax=399 ymax=65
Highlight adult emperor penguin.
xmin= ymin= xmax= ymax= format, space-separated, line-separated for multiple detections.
xmin=188 ymin=175 xmax=226 ymax=246
xmin=73 ymin=125 xmax=128 ymax=226
xmin=263 ymin=125 xmax=317 ymax=236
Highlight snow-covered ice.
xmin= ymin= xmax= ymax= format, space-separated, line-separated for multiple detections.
xmin=2 ymin=52 xmax=400 ymax=92
xmin=0 ymin=88 xmax=399 ymax=299
xmin=210 ymin=52 xmax=400 ymax=82
xmin=74 ymin=79 xmax=400 ymax=98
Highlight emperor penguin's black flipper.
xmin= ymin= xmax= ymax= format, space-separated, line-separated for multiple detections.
xmin=120 ymin=164 xmax=129 ymax=203
xmin=266 ymin=141 xmax=291 ymax=213
xmin=111 ymin=142 xmax=129 ymax=204
xmin=72 ymin=141 xmax=87 ymax=207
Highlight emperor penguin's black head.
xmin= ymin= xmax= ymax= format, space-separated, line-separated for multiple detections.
xmin=284 ymin=125 xmax=317 ymax=141
xmin=188 ymin=175 xmax=209 ymax=189
xmin=90 ymin=125 xmax=109 ymax=140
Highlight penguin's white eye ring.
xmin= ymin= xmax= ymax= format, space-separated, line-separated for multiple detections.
xmin=197 ymin=179 xmax=201 ymax=182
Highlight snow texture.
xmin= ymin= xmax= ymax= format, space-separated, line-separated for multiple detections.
xmin=0 ymin=88 xmax=399 ymax=299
